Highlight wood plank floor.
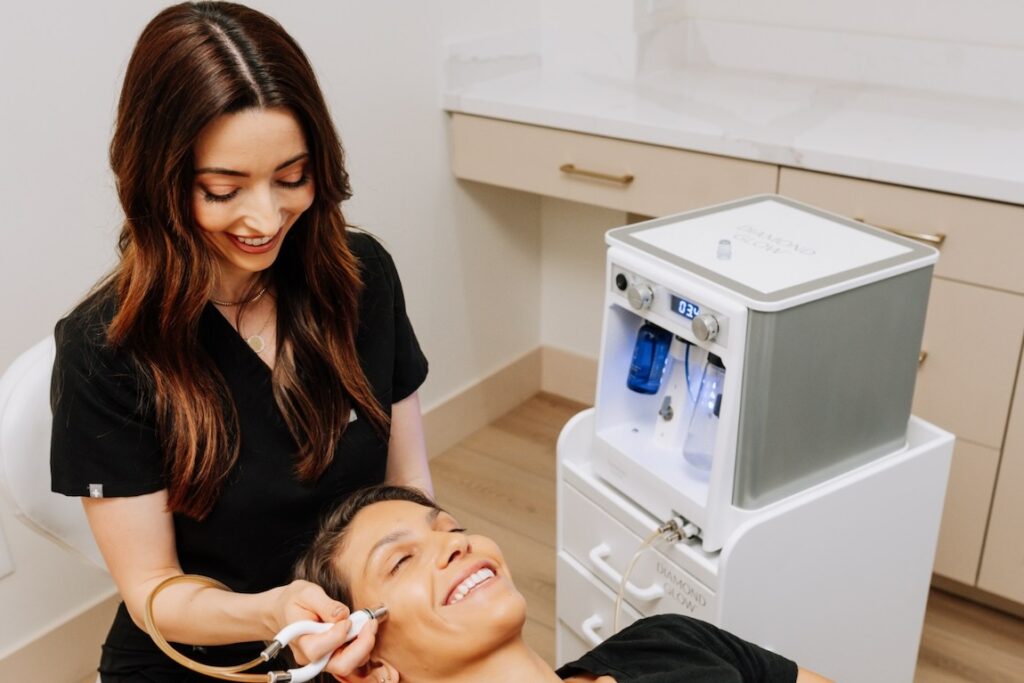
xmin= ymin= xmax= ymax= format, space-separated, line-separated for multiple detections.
xmin=431 ymin=392 xmax=1024 ymax=682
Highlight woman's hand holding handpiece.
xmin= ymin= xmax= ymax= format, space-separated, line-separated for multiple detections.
xmin=266 ymin=579 xmax=379 ymax=676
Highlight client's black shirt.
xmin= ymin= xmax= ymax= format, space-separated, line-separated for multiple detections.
xmin=556 ymin=614 xmax=798 ymax=682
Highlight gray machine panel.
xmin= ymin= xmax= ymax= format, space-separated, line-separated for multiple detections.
xmin=731 ymin=267 xmax=933 ymax=508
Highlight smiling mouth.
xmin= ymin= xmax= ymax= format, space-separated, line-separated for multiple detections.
xmin=445 ymin=566 xmax=497 ymax=606
xmin=230 ymin=233 xmax=278 ymax=247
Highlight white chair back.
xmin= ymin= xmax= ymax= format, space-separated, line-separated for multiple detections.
xmin=0 ymin=336 xmax=107 ymax=570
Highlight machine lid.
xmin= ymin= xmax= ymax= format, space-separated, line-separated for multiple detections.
xmin=607 ymin=195 xmax=938 ymax=311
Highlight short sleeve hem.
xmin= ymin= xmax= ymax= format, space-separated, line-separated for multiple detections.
xmin=50 ymin=292 xmax=166 ymax=499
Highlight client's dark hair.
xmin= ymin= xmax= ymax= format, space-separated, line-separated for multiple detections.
xmin=295 ymin=485 xmax=439 ymax=605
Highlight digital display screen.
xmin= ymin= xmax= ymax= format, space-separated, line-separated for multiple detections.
xmin=671 ymin=295 xmax=701 ymax=320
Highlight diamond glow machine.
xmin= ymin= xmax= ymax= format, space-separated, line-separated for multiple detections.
xmin=555 ymin=195 xmax=955 ymax=682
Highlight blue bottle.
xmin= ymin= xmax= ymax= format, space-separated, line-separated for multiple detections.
xmin=627 ymin=322 xmax=673 ymax=394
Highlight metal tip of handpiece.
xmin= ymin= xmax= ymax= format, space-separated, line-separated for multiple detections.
xmin=370 ymin=605 xmax=389 ymax=622
xmin=261 ymin=640 xmax=284 ymax=661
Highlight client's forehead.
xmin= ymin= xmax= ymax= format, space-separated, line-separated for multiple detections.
xmin=340 ymin=501 xmax=442 ymax=564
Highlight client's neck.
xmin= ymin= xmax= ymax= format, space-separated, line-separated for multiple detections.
xmin=428 ymin=636 xmax=564 ymax=683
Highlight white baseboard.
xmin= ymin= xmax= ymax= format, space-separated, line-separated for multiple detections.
xmin=0 ymin=589 xmax=118 ymax=682
xmin=541 ymin=346 xmax=597 ymax=407
xmin=423 ymin=348 xmax=543 ymax=459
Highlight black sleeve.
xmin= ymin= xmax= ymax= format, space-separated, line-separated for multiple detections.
xmin=50 ymin=303 xmax=164 ymax=498
xmin=361 ymin=235 xmax=429 ymax=403
xmin=556 ymin=613 xmax=798 ymax=683
xmin=682 ymin=617 xmax=800 ymax=683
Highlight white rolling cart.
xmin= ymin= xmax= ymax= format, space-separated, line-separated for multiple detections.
xmin=555 ymin=195 xmax=954 ymax=682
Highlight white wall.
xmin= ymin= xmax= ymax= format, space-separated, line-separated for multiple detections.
xmin=540 ymin=199 xmax=626 ymax=359
xmin=676 ymin=0 xmax=1024 ymax=47
xmin=0 ymin=0 xmax=542 ymax=663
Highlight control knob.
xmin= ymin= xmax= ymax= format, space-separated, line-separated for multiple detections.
xmin=626 ymin=284 xmax=654 ymax=310
xmin=692 ymin=313 xmax=720 ymax=342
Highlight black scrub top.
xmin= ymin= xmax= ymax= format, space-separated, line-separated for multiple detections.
xmin=556 ymin=614 xmax=798 ymax=682
xmin=49 ymin=232 xmax=428 ymax=680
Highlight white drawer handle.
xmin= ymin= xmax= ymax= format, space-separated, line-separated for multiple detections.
xmin=581 ymin=614 xmax=605 ymax=647
xmin=587 ymin=543 xmax=664 ymax=603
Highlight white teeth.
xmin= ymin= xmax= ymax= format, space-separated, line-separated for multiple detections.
xmin=236 ymin=235 xmax=273 ymax=246
xmin=447 ymin=567 xmax=496 ymax=605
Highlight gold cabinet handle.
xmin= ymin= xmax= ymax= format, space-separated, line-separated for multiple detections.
xmin=559 ymin=163 xmax=634 ymax=186
xmin=918 ymin=350 xmax=928 ymax=366
xmin=854 ymin=217 xmax=946 ymax=247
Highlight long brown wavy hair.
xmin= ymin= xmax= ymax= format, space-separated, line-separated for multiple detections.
xmin=101 ymin=1 xmax=390 ymax=519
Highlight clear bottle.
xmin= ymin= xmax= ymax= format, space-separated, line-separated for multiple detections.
xmin=627 ymin=322 xmax=673 ymax=394
xmin=683 ymin=353 xmax=725 ymax=472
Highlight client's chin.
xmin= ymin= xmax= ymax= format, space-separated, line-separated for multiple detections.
xmin=446 ymin=572 xmax=528 ymax=638
xmin=393 ymin=577 xmax=529 ymax=681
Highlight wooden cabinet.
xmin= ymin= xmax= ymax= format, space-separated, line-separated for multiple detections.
xmin=979 ymin=357 xmax=1024 ymax=602
xmin=913 ymin=279 xmax=1024 ymax=449
xmin=932 ymin=441 xmax=1001 ymax=584
xmin=451 ymin=113 xmax=776 ymax=217
xmin=779 ymin=166 xmax=1024 ymax=602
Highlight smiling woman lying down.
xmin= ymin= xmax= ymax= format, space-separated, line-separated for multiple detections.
xmin=294 ymin=486 xmax=833 ymax=683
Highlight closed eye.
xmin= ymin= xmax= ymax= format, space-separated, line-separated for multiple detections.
xmin=277 ymin=173 xmax=311 ymax=189
xmin=390 ymin=554 xmax=412 ymax=575
xmin=202 ymin=187 xmax=239 ymax=203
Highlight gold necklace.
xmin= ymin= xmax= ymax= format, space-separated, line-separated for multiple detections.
xmin=245 ymin=306 xmax=275 ymax=354
xmin=209 ymin=285 xmax=268 ymax=307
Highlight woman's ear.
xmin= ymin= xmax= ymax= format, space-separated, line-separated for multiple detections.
xmin=331 ymin=658 xmax=399 ymax=683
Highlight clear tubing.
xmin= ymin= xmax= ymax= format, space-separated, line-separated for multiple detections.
xmin=612 ymin=527 xmax=663 ymax=634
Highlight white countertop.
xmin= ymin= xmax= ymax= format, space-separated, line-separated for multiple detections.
xmin=443 ymin=65 xmax=1024 ymax=205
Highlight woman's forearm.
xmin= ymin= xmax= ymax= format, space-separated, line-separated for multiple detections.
xmin=386 ymin=391 xmax=434 ymax=497
xmin=142 ymin=578 xmax=283 ymax=645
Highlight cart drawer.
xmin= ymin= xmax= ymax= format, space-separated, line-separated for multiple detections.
xmin=560 ymin=483 xmax=717 ymax=621
xmin=556 ymin=551 xmax=642 ymax=654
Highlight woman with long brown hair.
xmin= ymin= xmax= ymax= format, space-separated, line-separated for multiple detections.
xmin=48 ymin=2 xmax=431 ymax=679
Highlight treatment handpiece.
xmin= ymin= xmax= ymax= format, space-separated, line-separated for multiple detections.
xmin=262 ymin=606 xmax=390 ymax=682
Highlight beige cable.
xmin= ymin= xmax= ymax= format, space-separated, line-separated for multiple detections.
xmin=143 ymin=574 xmax=277 ymax=682
xmin=612 ymin=529 xmax=662 ymax=634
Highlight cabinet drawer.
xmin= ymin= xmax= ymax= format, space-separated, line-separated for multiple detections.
xmin=557 ymin=552 xmax=642 ymax=650
xmin=778 ymin=167 xmax=1024 ymax=293
xmin=556 ymin=621 xmax=590 ymax=668
xmin=560 ymin=483 xmax=717 ymax=621
xmin=979 ymin=365 xmax=1024 ymax=603
xmin=932 ymin=441 xmax=1000 ymax=584
xmin=912 ymin=279 xmax=1024 ymax=448
xmin=452 ymin=113 xmax=777 ymax=217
